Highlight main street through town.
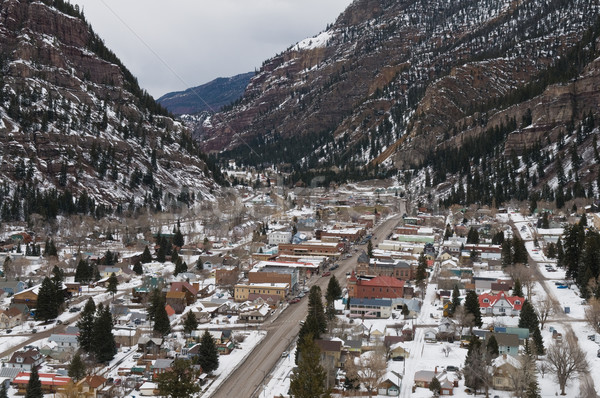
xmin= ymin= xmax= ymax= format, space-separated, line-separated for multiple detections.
xmin=211 ymin=213 xmax=404 ymax=398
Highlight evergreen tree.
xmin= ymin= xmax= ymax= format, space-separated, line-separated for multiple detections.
xmin=415 ymin=253 xmax=428 ymax=287
xmin=183 ymin=311 xmax=198 ymax=335
xmin=196 ymin=258 xmax=204 ymax=270
xmin=513 ymin=279 xmax=523 ymax=297
xmin=486 ymin=335 xmax=499 ymax=358
xmin=91 ymin=305 xmax=117 ymax=362
xmin=74 ymin=259 xmax=91 ymax=283
xmin=401 ymin=303 xmax=410 ymax=318
xmin=525 ymin=379 xmax=541 ymax=398
xmin=367 ymin=239 xmax=373 ymax=258
xmin=51 ymin=265 xmax=65 ymax=306
xmin=147 ymin=288 xmax=162 ymax=322
xmin=289 ymin=334 xmax=330 ymax=398
xmin=518 ymin=300 xmax=539 ymax=332
xmin=156 ymin=245 xmax=166 ymax=263
xmin=173 ymin=221 xmax=184 ymax=248
xmin=444 ymin=224 xmax=453 ymax=240
xmin=429 ymin=376 xmax=441 ymax=397
xmin=450 ymin=285 xmax=461 ymax=315
xmin=325 ymin=275 xmax=342 ymax=321
xmin=133 ymin=260 xmax=143 ymax=275
xmin=464 ymin=290 xmax=482 ymax=328
xmin=547 ymin=243 xmax=556 ymax=259
xmin=35 ymin=277 xmax=58 ymax=321
xmin=68 ymin=352 xmax=86 ymax=381
xmin=106 ymin=272 xmax=118 ymax=296
xmin=154 ymin=301 xmax=171 ymax=336
xmin=197 ymin=330 xmax=219 ymax=373
xmin=25 ymin=366 xmax=42 ymax=398
xmin=0 ymin=383 xmax=7 ymax=398
xmin=467 ymin=227 xmax=480 ymax=244
xmin=157 ymin=359 xmax=201 ymax=398
xmin=77 ymin=298 xmax=96 ymax=353
xmin=512 ymin=236 xmax=528 ymax=265
xmin=501 ymin=240 xmax=513 ymax=267
xmin=297 ymin=286 xmax=327 ymax=362
xmin=532 ymin=326 xmax=545 ymax=355
xmin=140 ymin=245 xmax=153 ymax=263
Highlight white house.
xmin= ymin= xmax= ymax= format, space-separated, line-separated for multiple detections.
xmin=47 ymin=334 xmax=79 ymax=352
xmin=268 ymin=231 xmax=292 ymax=246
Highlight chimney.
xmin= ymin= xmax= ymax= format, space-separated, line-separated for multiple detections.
xmin=435 ymin=366 xmax=438 ymax=374
xmin=503 ymin=353 xmax=507 ymax=360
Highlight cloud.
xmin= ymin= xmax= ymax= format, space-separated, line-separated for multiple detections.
xmin=70 ymin=0 xmax=353 ymax=97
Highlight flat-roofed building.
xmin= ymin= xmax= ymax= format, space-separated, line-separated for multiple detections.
xmin=234 ymin=282 xmax=289 ymax=302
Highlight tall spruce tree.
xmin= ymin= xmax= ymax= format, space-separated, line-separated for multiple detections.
xmin=68 ymin=352 xmax=86 ymax=381
xmin=91 ymin=305 xmax=117 ymax=362
xmin=77 ymin=298 xmax=96 ymax=353
xmin=147 ymin=288 xmax=162 ymax=323
xmin=0 ymin=383 xmax=7 ymax=398
xmin=464 ymin=290 xmax=482 ymax=328
xmin=450 ymin=285 xmax=461 ymax=315
xmin=35 ymin=277 xmax=58 ymax=321
xmin=296 ymin=285 xmax=327 ymax=363
xmin=325 ymin=275 xmax=342 ymax=320
xmin=518 ymin=300 xmax=539 ymax=332
xmin=513 ymin=279 xmax=523 ymax=297
xmin=157 ymin=358 xmax=201 ymax=398
xmin=197 ymin=330 xmax=219 ymax=373
xmin=133 ymin=260 xmax=143 ymax=275
xmin=153 ymin=301 xmax=171 ymax=336
xmin=74 ymin=259 xmax=91 ymax=283
xmin=106 ymin=272 xmax=118 ymax=296
xmin=140 ymin=245 xmax=153 ymax=263
xmin=173 ymin=221 xmax=184 ymax=248
xmin=289 ymin=334 xmax=330 ymax=398
xmin=415 ymin=253 xmax=428 ymax=287
xmin=25 ymin=366 xmax=42 ymax=398
xmin=183 ymin=311 xmax=198 ymax=335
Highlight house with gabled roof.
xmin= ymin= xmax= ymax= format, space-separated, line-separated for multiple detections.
xmin=414 ymin=368 xmax=458 ymax=395
xmin=170 ymin=281 xmax=198 ymax=305
xmin=492 ymin=353 xmax=521 ymax=391
xmin=75 ymin=375 xmax=108 ymax=397
xmin=478 ymin=291 xmax=524 ymax=316
xmin=47 ymin=333 xmax=79 ymax=352
xmin=7 ymin=349 xmax=44 ymax=371
xmin=165 ymin=291 xmax=186 ymax=314
xmin=12 ymin=372 xmax=71 ymax=395
xmin=0 ymin=307 xmax=23 ymax=329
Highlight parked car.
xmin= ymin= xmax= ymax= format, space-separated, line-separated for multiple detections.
xmin=323 ymin=271 xmax=331 ymax=277
xmin=289 ymin=298 xmax=300 ymax=304
xmin=282 ymin=351 xmax=289 ymax=358
xmin=446 ymin=366 xmax=459 ymax=372
xmin=391 ymin=356 xmax=404 ymax=361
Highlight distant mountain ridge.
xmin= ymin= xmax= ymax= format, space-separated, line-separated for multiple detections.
xmin=158 ymin=72 xmax=254 ymax=115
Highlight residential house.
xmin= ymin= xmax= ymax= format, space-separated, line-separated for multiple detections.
xmin=238 ymin=302 xmax=271 ymax=323
xmin=478 ymin=292 xmax=524 ymax=316
xmin=268 ymin=231 xmax=292 ymax=246
xmin=139 ymin=382 xmax=158 ymax=396
xmin=47 ymin=334 xmax=79 ymax=352
xmin=0 ymin=281 xmax=26 ymax=296
xmin=378 ymin=371 xmax=402 ymax=396
xmin=438 ymin=317 xmax=457 ymax=340
xmin=348 ymin=298 xmax=392 ymax=319
xmin=12 ymin=285 xmax=39 ymax=308
xmin=414 ymin=368 xmax=457 ymax=395
xmin=170 ymin=282 xmax=199 ymax=305
xmin=138 ymin=337 xmax=163 ymax=358
xmin=75 ymin=375 xmax=108 ymax=398
xmin=477 ymin=332 xmax=521 ymax=356
xmin=492 ymin=354 xmax=521 ymax=391
xmin=165 ymin=291 xmax=187 ymax=314
xmin=151 ymin=359 xmax=173 ymax=380
xmin=423 ymin=329 xmax=438 ymax=342
xmin=6 ymin=349 xmax=44 ymax=371
xmin=388 ymin=342 xmax=409 ymax=359
xmin=0 ymin=307 xmax=23 ymax=329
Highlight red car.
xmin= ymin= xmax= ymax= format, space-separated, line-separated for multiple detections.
xmin=289 ymin=298 xmax=300 ymax=304
xmin=322 ymin=271 xmax=331 ymax=277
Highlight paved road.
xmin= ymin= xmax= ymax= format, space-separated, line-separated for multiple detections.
xmin=510 ymin=217 xmax=596 ymax=394
xmin=211 ymin=214 xmax=403 ymax=398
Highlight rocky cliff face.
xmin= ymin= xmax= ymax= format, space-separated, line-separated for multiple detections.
xmin=198 ymin=0 xmax=600 ymax=176
xmin=0 ymin=0 xmax=220 ymax=216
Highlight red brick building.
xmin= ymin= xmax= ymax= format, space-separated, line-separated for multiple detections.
xmin=347 ymin=274 xmax=405 ymax=299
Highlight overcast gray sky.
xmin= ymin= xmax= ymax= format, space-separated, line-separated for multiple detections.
xmin=70 ymin=0 xmax=353 ymax=98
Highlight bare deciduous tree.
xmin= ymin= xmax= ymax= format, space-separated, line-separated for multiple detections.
xmin=358 ymin=345 xmax=387 ymax=398
xmin=509 ymin=264 xmax=535 ymax=301
xmin=535 ymin=296 xmax=555 ymax=330
xmin=546 ymin=334 xmax=589 ymax=395
xmin=453 ymin=305 xmax=475 ymax=335
xmin=584 ymin=298 xmax=600 ymax=334
xmin=441 ymin=344 xmax=452 ymax=358
xmin=507 ymin=352 xmax=537 ymax=398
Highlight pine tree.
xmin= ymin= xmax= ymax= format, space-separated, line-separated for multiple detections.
xmin=451 ymin=285 xmax=461 ymax=315
xmin=25 ymin=366 xmax=42 ymax=398
xmin=289 ymin=334 xmax=330 ymax=398
xmin=513 ymin=279 xmax=523 ymax=297
xmin=75 ymin=259 xmax=91 ymax=283
xmin=183 ymin=311 xmax=198 ymax=335
xmin=429 ymin=376 xmax=441 ymax=397
xmin=35 ymin=277 xmax=58 ymax=321
xmin=154 ymin=302 xmax=171 ymax=336
xmin=157 ymin=358 xmax=201 ymax=398
xmin=512 ymin=236 xmax=528 ymax=265
xmin=77 ymin=298 xmax=96 ymax=353
xmin=367 ymin=239 xmax=373 ymax=257
xmin=106 ymin=272 xmax=118 ymax=296
xmin=518 ymin=300 xmax=539 ymax=332
xmin=0 ymin=383 xmax=7 ymax=398
xmin=91 ymin=305 xmax=117 ymax=362
xmin=133 ymin=260 xmax=143 ymax=275
xmin=464 ymin=290 xmax=482 ymax=328
xmin=415 ymin=253 xmax=428 ymax=287
xmin=68 ymin=352 xmax=86 ymax=381
xmin=467 ymin=227 xmax=480 ymax=244
xmin=532 ymin=327 xmax=545 ymax=355
xmin=147 ymin=288 xmax=162 ymax=322
xmin=51 ymin=265 xmax=64 ymax=306
xmin=141 ymin=245 xmax=153 ymax=263
xmin=173 ymin=221 xmax=184 ymax=248
xmin=525 ymin=379 xmax=541 ymax=398
xmin=486 ymin=335 xmax=499 ymax=358
xmin=197 ymin=330 xmax=219 ymax=373
xmin=501 ymin=240 xmax=513 ymax=267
